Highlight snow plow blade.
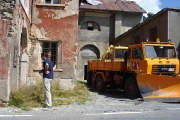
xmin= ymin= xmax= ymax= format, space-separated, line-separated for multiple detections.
xmin=137 ymin=74 xmax=180 ymax=102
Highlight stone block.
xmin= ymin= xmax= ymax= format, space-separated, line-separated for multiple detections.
xmin=59 ymin=79 xmax=75 ymax=90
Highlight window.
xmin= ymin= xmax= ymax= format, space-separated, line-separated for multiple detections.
xmin=115 ymin=49 xmax=127 ymax=58
xmin=132 ymin=47 xmax=143 ymax=59
xmin=42 ymin=42 xmax=57 ymax=64
xmin=80 ymin=21 xmax=101 ymax=31
xmin=87 ymin=22 xmax=93 ymax=30
xmin=20 ymin=28 xmax=27 ymax=49
xmin=45 ymin=0 xmax=60 ymax=4
xmin=145 ymin=45 xmax=176 ymax=58
xmin=150 ymin=27 xmax=157 ymax=42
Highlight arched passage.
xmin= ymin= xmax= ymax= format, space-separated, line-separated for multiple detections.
xmin=77 ymin=44 xmax=100 ymax=80
xmin=80 ymin=44 xmax=100 ymax=59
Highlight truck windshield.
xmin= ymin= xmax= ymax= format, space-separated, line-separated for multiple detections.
xmin=145 ymin=45 xmax=176 ymax=58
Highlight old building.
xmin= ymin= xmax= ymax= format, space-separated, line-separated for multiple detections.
xmin=77 ymin=0 xmax=146 ymax=79
xmin=113 ymin=8 xmax=180 ymax=59
xmin=30 ymin=0 xmax=79 ymax=89
xmin=0 ymin=0 xmax=31 ymax=102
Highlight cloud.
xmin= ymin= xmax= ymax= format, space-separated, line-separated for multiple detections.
xmin=127 ymin=0 xmax=161 ymax=15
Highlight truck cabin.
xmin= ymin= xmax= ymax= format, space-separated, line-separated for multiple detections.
xmin=127 ymin=42 xmax=179 ymax=75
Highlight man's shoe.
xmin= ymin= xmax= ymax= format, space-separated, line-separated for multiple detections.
xmin=42 ymin=105 xmax=51 ymax=108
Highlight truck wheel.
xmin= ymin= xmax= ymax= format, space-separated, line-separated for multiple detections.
xmin=96 ymin=75 xmax=106 ymax=92
xmin=124 ymin=77 xmax=140 ymax=99
xmin=87 ymin=71 xmax=93 ymax=85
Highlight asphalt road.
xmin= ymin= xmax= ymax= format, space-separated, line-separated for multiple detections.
xmin=0 ymin=89 xmax=180 ymax=120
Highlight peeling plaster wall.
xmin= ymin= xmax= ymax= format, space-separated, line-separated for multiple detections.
xmin=0 ymin=20 xmax=10 ymax=101
xmin=30 ymin=0 xmax=79 ymax=83
xmin=0 ymin=0 xmax=31 ymax=101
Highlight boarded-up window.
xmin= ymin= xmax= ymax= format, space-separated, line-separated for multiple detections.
xmin=150 ymin=27 xmax=157 ymax=42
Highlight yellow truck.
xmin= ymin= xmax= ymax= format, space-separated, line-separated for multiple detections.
xmin=86 ymin=41 xmax=180 ymax=102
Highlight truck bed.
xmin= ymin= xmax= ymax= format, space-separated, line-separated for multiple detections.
xmin=88 ymin=60 xmax=126 ymax=71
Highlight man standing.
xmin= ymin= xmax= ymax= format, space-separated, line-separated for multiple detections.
xmin=41 ymin=52 xmax=56 ymax=108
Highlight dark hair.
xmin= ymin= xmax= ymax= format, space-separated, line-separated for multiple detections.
xmin=41 ymin=52 xmax=48 ymax=57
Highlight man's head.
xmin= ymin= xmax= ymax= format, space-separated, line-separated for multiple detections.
xmin=41 ymin=52 xmax=48 ymax=60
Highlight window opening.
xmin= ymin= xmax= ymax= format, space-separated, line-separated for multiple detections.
xmin=45 ymin=0 xmax=60 ymax=4
xmin=87 ymin=22 xmax=94 ymax=30
xmin=42 ymin=42 xmax=57 ymax=64
xmin=150 ymin=27 xmax=157 ymax=42
xmin=115 ymin=49 xmax=127 ymax=58
xmin=132 ymin=47 xmax=143 ymax=59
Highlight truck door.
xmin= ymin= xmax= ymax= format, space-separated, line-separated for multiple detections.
xmin=129 ymin=47 xmax=145 ymax=72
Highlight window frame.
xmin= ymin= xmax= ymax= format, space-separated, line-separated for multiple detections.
xmin=41 ymin=41 xmax=62 ymax=67
xmin=132 ymin=47 xmax=143 ymax=59
xmin=44 ymin=0 xmax=61 ymax=4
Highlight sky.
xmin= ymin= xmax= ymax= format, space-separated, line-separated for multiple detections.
xmin=128 ymin=0 xmax=180 ymax=15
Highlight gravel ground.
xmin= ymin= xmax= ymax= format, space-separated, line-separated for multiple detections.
xmin=0 ymin=88 xmax=180 ymax=115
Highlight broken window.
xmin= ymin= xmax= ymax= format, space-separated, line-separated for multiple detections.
xmin=45 ymin=0 xmax=60 ymax=4
xmin=42 ymin=42 xmax=57 ymax=64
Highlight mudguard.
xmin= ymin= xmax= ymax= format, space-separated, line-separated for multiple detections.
xmin=136 ymin=74 xmax=180 ymax=102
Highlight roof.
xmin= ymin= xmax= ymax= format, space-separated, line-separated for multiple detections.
xmin=80 ymin=0 xmax=146 ymax=13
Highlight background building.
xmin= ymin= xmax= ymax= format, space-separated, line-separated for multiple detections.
xmin=113 ymin=8 xmax=180 ymax=59
xmin=77 ymin=0 xmax=145 ymax=79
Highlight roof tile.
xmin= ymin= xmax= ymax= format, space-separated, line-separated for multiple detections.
xmin=80 ymin=0 xmax=146 ymax=13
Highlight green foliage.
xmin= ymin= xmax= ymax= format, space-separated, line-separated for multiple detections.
xmin=9 ymin=80 xmax=90 ymax=110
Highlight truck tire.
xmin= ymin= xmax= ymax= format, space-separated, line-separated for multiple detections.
xmin=124 ymin=77 xmax=140 ymax=99
xmin=96 ymin=75 xmax=106 ymax=92
xmin=87 ymin=71 xmax=93 ymax=85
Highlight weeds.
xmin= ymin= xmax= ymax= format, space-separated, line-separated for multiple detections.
xmin=9 ymin=80 xmax=91 ymax=110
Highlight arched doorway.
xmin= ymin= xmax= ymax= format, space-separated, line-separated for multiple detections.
xmin=77 ymin=44 xmax=100 ymax=80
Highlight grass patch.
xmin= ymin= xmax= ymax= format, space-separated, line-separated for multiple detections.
xmin=9 ymin=80 xmax=91 ymax=110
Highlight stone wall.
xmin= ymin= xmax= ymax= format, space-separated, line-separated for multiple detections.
xmin=0 ymin=0 xmax=15 ymax=36
xmin=0 ymin=0 xmax=31 ymax=102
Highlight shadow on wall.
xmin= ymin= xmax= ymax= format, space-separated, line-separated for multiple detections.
xmin=177 ymin=42 xmax=180 ymax=60
xmin=80 ymin=44 xmax=100 ymax=59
